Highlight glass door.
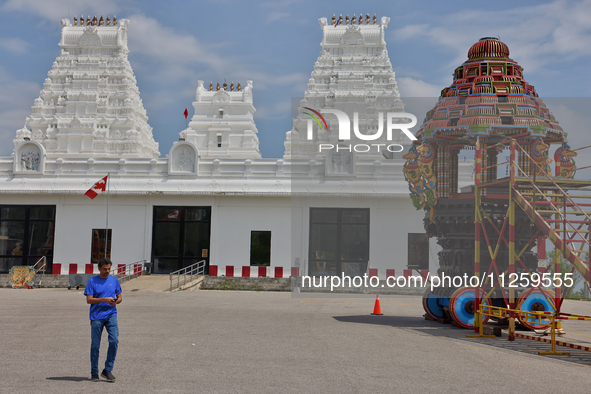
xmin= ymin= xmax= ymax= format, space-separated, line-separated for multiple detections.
xmin=308 ymin=208 xmax=369 ymax=277
xmin=151 ymin=206 xmax=211 ymax=274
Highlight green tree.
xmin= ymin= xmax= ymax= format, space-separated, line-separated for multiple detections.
xmin=546 ymin=250 xmax=585 ymax=298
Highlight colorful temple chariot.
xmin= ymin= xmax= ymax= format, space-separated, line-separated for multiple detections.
xmin=409 ymin=37 xmax=591 ymax=334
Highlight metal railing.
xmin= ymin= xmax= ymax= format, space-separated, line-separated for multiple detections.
xmin=109 ymin=260 xmax=148 ymax=283
xmin=30 ymin=256 xmax=47 ymax=274
xmin=170 ymin=260 xmax=206 ymax=291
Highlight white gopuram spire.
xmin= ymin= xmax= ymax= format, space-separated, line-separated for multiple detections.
xmin=180 ymin=80 xmax=261 ymax=159
xmin=284 ymin=14 xmax=407 ymax=161
xmin=14 ymin=16 xmax=159 ymax=159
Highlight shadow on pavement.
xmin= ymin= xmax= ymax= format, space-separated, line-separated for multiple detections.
xmin=46 ymin=376 xmax=89 ymax=382
xmin=334 ymin=315 xmax=591 ymax=366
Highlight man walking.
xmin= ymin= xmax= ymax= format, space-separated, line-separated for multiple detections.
xmin=84 ymin=258 xmax=122 ymax=382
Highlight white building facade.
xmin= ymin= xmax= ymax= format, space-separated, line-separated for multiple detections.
xmin=0 ymin=16 xmax=471 ymax=279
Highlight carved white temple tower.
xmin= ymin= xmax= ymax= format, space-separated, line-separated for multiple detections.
xmin=284 ymin=14 xmax=406 ymax=164
xmin=181 ymin=80 xmax=261 ymax=159
xmin=13 ymin=16 xmax=159 ymax=161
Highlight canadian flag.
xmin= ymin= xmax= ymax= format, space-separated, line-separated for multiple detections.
xmin=85 ymin=176 xmax=108 ymax=199
xmin=163 ymin=209 xmax=180 ymax=220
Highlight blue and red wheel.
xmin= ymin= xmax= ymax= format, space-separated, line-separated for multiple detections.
xmin=449 ymin=287 xmax=491 ymax=329
xmin=517 ymin=289 xmax=555 ymax=330
xmin=423 ymin=288 xmax=445 ymax=320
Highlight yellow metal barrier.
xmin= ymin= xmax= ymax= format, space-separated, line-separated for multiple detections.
xmin=467 ymin=305 xmax=570 ymax=356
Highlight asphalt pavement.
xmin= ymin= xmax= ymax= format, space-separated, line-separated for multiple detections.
xmin=2 ymin=287 xmax=591 ymax=393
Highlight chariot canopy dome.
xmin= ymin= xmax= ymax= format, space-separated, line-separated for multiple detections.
xmin=467 ymin=37 xmax=510 ymax=59
xmin=407 ymin=37 xmax=571 ymax=209
xmin=417 ymin=36 xmax=563 ymax=142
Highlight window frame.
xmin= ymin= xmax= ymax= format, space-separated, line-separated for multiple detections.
xmin=308 ymin=208 xmax=370 ymax=277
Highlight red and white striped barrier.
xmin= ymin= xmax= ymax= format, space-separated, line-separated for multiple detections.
xmin=52 ymin=263 xmax=143 ymax=275
xmin=207 ymin=266 xmax=431 ymax=280
xmin=515 ymin=333 xmax=591 ymax=353
xmin=208 ymin=265 xmax=291 ymax=278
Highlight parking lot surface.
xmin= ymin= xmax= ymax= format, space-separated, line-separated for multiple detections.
xmin=2 ymin=288 xmax=591 ymax=393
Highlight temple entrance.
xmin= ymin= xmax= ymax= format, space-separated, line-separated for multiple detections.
xmin=151 ymin=206 xmax=211 ymax=274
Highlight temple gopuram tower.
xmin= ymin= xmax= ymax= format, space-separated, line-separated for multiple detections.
xmin=14 ymin=16 xmax=159 ymax=159
xmin=284 ymin=14 xmax=406 ymax=164
xmin=181 ymin=80 xmax=262 ymax=159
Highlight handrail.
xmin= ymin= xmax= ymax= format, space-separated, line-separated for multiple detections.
xmin=109 ymin=260 xmax=147 ymax=283
xmin=30 ymin=256 xmax=47 ymax=273
xmin=508 ymin=141 xmax=591 ymax=296
xmin=511 ymin=141 xmax=591 ymax=258
xmin=514 ymin=140 xmax=591 ymax=223
xmin=170 ymin=260 xmax=206 ymax=291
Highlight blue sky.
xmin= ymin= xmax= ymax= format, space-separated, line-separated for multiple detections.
xmin=1 ymin=0 xmax=591 ymax=159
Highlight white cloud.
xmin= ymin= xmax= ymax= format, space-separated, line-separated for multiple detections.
xmin=546 ymin=99 xmax=591 ymax=170
xmin=266 ymin=11 xmax=290 ymax=22
xmin=391 ymin=0 xmax=591 ymax=73
xmin=128 ymin=14 xmax=226 ymax=73
xmin=0 ymin=37 xmax=30 ymax=54
xmin=125 ymin=13 xmax=308 ymax=123
xmin=0 ymin=67 xmax=41 ymax=156
xmin=258 ymin=0 xmax=303 ymax=24
xmin=397 ymin=77 xmax=442 ymax=97
xmin=1 ymin=0 xmax=121 ymax=21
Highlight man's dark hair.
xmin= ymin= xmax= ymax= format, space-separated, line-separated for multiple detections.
xmin=98 ymin=258 xmax=112 ymax=268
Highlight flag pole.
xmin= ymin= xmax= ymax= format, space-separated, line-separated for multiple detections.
xmin=105 ymin=173 xmax=110 ymax=260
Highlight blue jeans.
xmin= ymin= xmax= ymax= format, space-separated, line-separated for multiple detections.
xmin=90 ymin=315 xmax=119 ymax=375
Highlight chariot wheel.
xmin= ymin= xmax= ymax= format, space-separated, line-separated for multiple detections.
xmin=517 ymin=288 xmax=555 ymax=330
xmin=449 ymin=287 xmax=491 ymax=329
xmin=423 ymin=288 xmax=445 ymax=320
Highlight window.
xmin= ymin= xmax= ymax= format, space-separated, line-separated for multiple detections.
xmin=91 ymin=229 xmax=112 ymax=264
xmin=309 ymin=208 xmax=369 ymax=277
xmin=250 ymin=231 xmax=271 ymax=266
xmin=408 ymin=233 xmax=429 ymax=270
xmin=218 ymin=108 xmax=224 ymax=118
xmin=0 ymin=205 xmax=55 ymax=273
xmin=217 ymin=135 xmax=222 ymax=148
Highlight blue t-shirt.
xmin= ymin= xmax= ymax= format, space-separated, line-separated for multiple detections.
xmin=84 ymin=275 xmax=122 ymax=321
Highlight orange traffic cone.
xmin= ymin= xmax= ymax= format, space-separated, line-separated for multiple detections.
xmin=371 ymin=294 xmax=383 ymax=315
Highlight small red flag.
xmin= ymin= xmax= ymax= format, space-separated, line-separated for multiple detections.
xmin=163 ymin=209 xmax=180 ymax=220
xmin=85 ymin=175 xmax=108 ymax=199
xmin=184 ymin=108 xmax=189 ymax=119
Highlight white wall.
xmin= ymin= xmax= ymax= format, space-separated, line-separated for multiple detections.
xmin=56 ymin=195 xmax=149 ymax=265
xmin=213 ymin=196 xmax=292 ymax=268
xmin=0 ymin=193 xmax=435 ymax=275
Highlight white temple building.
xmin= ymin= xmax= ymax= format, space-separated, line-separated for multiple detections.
xmin=0 ymin=15 xmax=471 ymax=279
